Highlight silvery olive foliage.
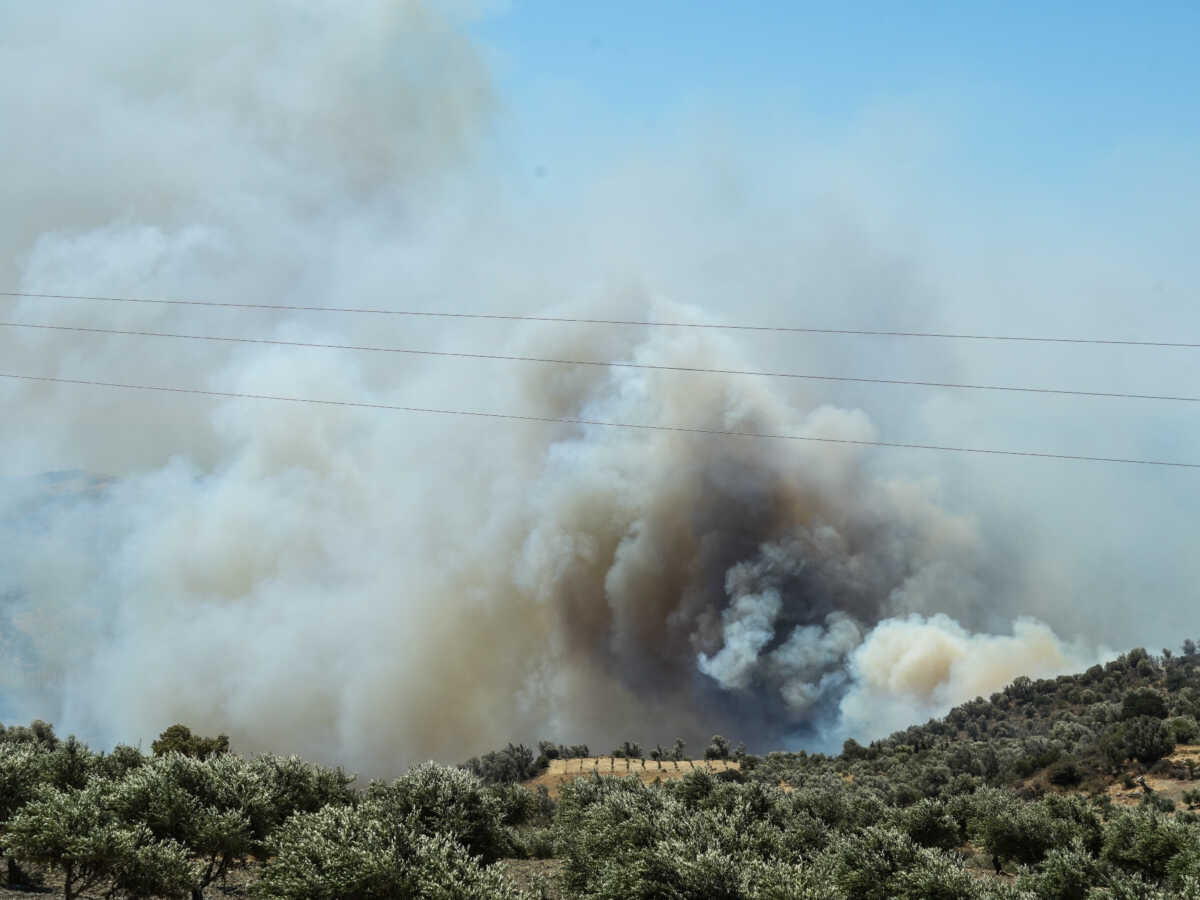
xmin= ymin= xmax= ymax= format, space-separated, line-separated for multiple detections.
xmin=4 ymin=643 xmax=1200 ymax=897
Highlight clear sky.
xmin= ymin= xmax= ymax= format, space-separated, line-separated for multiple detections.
xmin=475 ymin=3 xmax=1199 ymax=206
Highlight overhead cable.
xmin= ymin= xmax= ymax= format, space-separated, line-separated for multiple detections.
xmin=3 ymin=290 xmax=1197 ymax=349
xmin=1 ymin=320 xmax=1194 ymax=403
xmin=1 ymin=372 xmax=1196 ymax=469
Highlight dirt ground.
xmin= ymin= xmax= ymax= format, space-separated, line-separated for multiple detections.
xmin=0 ymin=861 xmax=258 ymax=899
xmin=525 ymin=757 xmax=740 ymax=798
xmin=496 ymin=858 xmax=566 ymax=899
xmin=1104 ymin=743 xmax=1200 ymax=808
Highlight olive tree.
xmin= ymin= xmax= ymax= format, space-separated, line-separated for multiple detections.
xmin=364 ymin=763 xmax=508 ymax=864
xmin=5 ymin=783 xmax=194 ymax=900
xmin=254 ymin=802 xmax=523 ymax=899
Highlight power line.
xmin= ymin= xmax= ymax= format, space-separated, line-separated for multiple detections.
xmin=2 ymin=320 xmax=1195 ymax=403
xmin=3 ymin=290 xmax=1198 ymax=349
xmin=1 ymin=371 xmax=1196 ymax=469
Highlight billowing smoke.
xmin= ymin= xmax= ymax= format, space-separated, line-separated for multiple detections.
xmin=1 ymin=0 xmax=1173 ymax=774
xmin=840 ymin=615 xmax=1096 ymax=739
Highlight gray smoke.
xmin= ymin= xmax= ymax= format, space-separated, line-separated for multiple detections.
xmin=1 ymin=0 xmax=1192 ymax=774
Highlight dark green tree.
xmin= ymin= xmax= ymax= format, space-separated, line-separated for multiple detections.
xmin=151 ymin=725 xmax=230 ymax=761
xmin=1121 ymin=688 xmax=1169 ymax=721
xmin=705 ymin=735 xmax=731 ymax=760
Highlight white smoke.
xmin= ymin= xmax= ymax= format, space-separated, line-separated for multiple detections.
xmin=840 ymin=614 xmax=1102 ymax=740
xmin=0 ymin=0 xmax=1180 ymax=773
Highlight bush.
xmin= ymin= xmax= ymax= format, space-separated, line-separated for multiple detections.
xmin=1101 ymin=807 xmax=1196 ymax=881
xmin=1017 ymin=839 xmax=1110 ymax=900
xmin=487 ymin=781 xmax=537 ymax=826
xmin=1167 ymin=716 xmax=1200 ymax=744
xmin=95 ymin=744 xmax=147 ymax=781
xmin=253 ymin=803 xmax=522 ymax=900
xmin=553 ymin=775 xmax=789 ymax=896
xmin=43 ymin=736 xmax=96 ymax=791
xmin=895 ymin=798 xmax=961 ymax=850
xmin=6 ymin=782 xmax=197 ymax=900
xmin=365 ymin=763 xmax=508 ymax=863
xmin=461 ymin=743 xmax=540 ymax=784
xmin=1103 ymin=718 xmax=1176 ymax=767
xmin=1047 ymin=758 xmax=1083 ymax=787
xmin=821 ymin=826 xmax=978 ymax=900
xmin=107 ymin=751 xmax=348 ymax=888
xmin=1125 ymin=717 xmax=1177 ymax=765
xmin=108 ymin=835 xmax=196 ymax=900
xmin=970 ymin=790 xmax=1076 ymax=867
xmin=0 ymin=744 xmax=47 ymax=822
xmin=1122 ymin=689 xmax=1169 ymax=721
xmin=512 ymin=825 xmax=555 ymax=860
xmin=247 ymin=753 xmax=356 ymax=833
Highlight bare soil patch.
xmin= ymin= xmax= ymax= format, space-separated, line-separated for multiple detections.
xmin=1 ymin=861 xmax=259 ymax=899
xmin=495 ymin=858 xmax=565 ymax=899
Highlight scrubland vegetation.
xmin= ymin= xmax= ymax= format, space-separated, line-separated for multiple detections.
xmin=4 ymin=644 xmax=1200 ymax=898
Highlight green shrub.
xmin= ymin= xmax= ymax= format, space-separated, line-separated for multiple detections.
xmin=821 ymin=826 xmax=977 ymax=900
xmin=247 ymin=753 xmax=356 ymax=833
xmin=1103 ymin=718 xmax=1176 ymax=767
xmin=1047 ymin=758 xmax=1083 ymax=787
xmin=0 ymin=744 xmax=47 ymax=822
xmin=969 ymin=789 xmax=1084 ymax=868
xmin=511 ymin=825 xmax=555 ymax=860
xmin=365 ymin=763 xmax=508 ymax=863
xmin=253 ymin=803 xmax=522 ymax=900
xmin=554 ymin=775 xmax=789 ymax=897
xmin=894 ymin=798 xmax=961 ymax=850
xmin=108 ymin=834 xmax=196 ymax=900
xmin=107 ymin=751 xmax=319 ymax=888
xmin=1122 ymin=689 xmax=1169 ymax=721
xmin=461 ymin=743 xmax=540 ymax=784
xmin=95 ymin=744 xmax=147 ymax=780
xmin=6 ymin=782 xmax=197 ymax=900
xmin=1126 ymin=717 xmax=1177 ymax=765
xmin=1167 ymin=716 xmax=1199 ymax=744
xmin=1016 ymin=839 xmax=1107 ymax=900
xmin=1101 ymin=807 xmax=1196 ymax=881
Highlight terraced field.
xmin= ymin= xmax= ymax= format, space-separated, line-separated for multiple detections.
xmin=526 ymin=757 xmax=740 ymax=797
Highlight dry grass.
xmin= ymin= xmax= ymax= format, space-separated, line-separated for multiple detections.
xmin=1101 ymin=744 xmax=1200 ymax=808
xmin=1168 ymin=743 xmax=1200 ymax=762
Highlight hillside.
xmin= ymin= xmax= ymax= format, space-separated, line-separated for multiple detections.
xmin=3 ymin=642 xmax=1200 ymax=898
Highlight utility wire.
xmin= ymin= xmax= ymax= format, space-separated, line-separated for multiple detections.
xmin=3 ymin=290 xmax=1198 ymax=349
xmin=1 ymin=372 xmax=1196 ymax=469
xmin=1 ymin=320 xmax=1194 ymax=403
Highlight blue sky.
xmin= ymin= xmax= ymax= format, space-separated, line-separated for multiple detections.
xmin=475 ymin=3 xmax=1199 ymax=201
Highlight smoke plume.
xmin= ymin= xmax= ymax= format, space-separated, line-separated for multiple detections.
xmin=5 ymin=0 xmax=1189 ymax=774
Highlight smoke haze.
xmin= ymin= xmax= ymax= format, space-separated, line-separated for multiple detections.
xmin=1 ymin=1 xmax=1196 ymax=773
